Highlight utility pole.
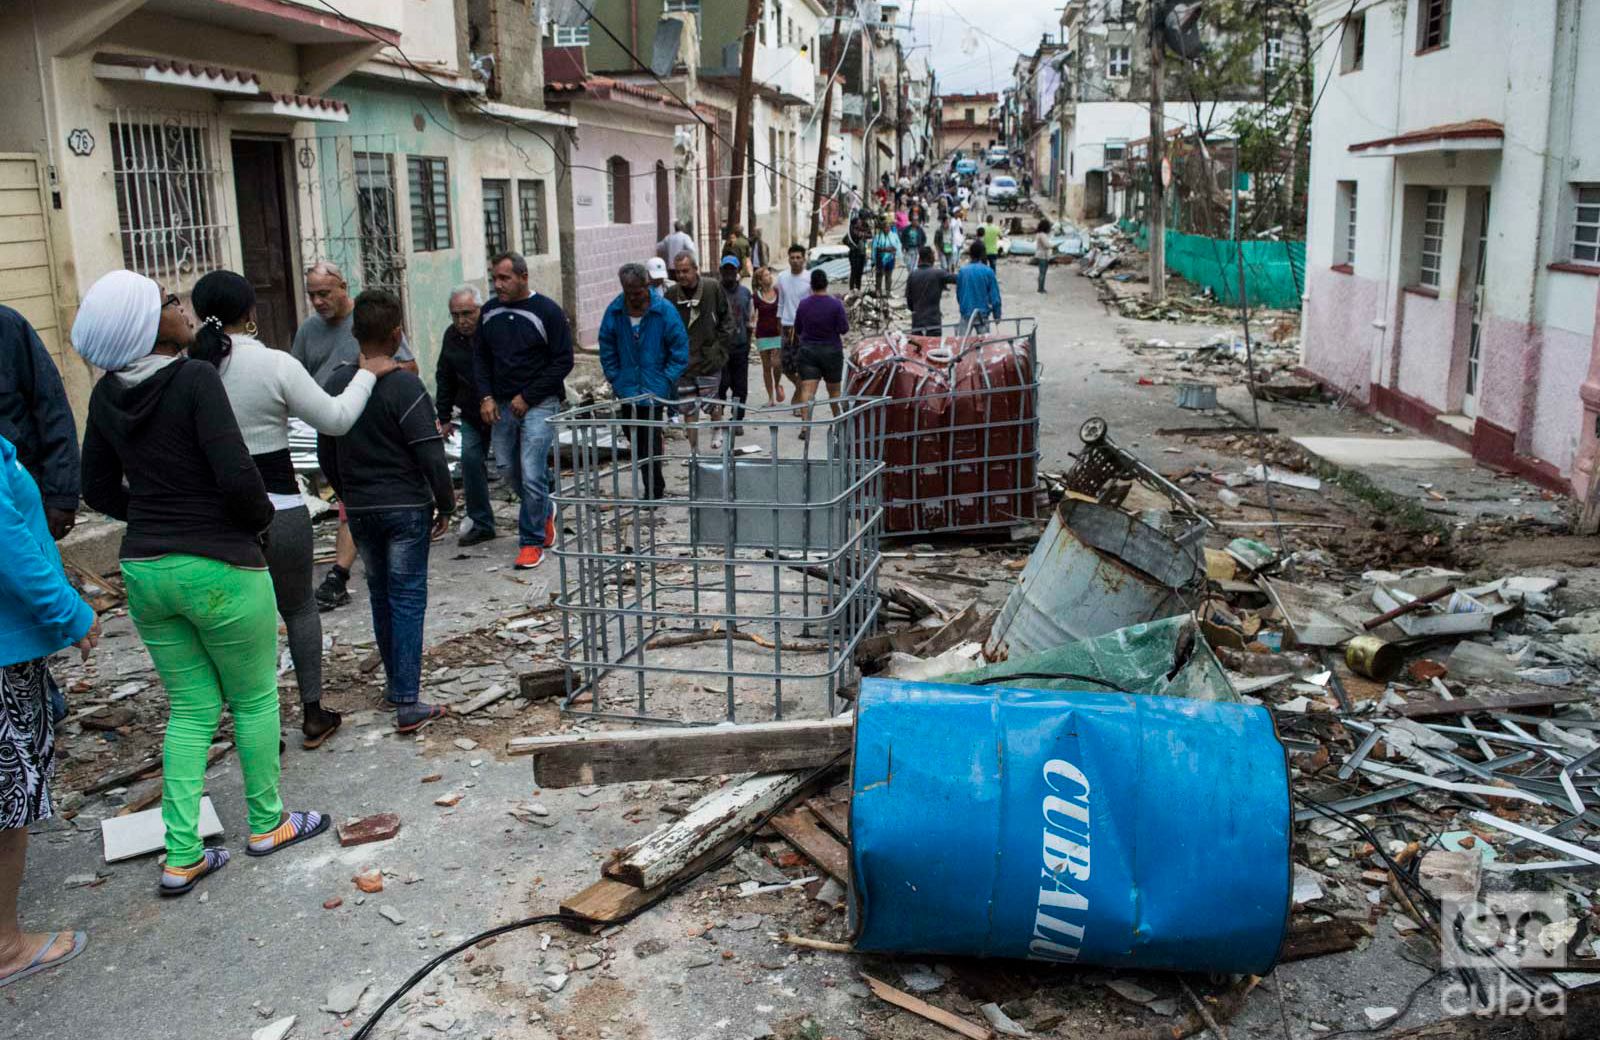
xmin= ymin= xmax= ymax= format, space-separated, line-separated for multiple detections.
xmin=809 ymin=0 xmax=848 ymax=248
xmin=1148 ymin=0 xmax=1167 ymax=302
xmin=728 ymin=0 xmax=764 ymax=232
xmin=894 ymin=42 xmax=904 ymax=176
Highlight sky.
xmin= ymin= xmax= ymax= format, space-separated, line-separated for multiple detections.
xmin=900 ymin=0 xmax=1060 ymax=96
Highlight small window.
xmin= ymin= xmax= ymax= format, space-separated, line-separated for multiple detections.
xmin=482 ymin=179 xmax=508 ymax=260
xmin=1572 ymin=184 xmax=1600 ymax=265
xmin=1341 ymin=12 xmax=1366 ymax=72
xmin=1264 ymin=33 xmax=1283 ymax=72
xmin=553 ymin=25 xmax=590 ymax=47
xmin=408 ymin=155 xmax=452 ymax=252
xmin=1336 ymin=180 xmax=1358 ymax=267
xmin=518 ymin=179 xmax=548 ymax=255
xmin=1108 ymin=46 xmax=1131 ymax=78
xmin=1418 ymin=187 xmax=1447 ymax=288
xmin=1418 ymin=0 xmax=1451 ymax=52
xmin=965 ymin=107 xmax=975 ymax=122
xmin=1103 ymin=140 xmax=1127 ymax=162
xmin=606 ymin=155 xmax=632 ymax=224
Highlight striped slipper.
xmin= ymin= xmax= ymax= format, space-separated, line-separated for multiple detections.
xmin=160 ymin=848 xmax=230 ymax=897
xmin=245 ymin=810 xmax=329 ymax=858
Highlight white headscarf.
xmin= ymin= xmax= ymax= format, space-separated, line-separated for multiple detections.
xmin=72 ymin=270 xmax=162 ymax=372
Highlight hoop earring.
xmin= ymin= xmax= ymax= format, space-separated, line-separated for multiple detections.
xmin=244 ymin=321 xmax=258 ymax=337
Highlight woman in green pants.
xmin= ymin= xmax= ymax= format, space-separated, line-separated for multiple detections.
xmin=75 ymin=270 xmax=329 ymax=897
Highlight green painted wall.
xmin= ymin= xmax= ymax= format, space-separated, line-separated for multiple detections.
xmin=320 ymin=80 xmax=471 ymax=382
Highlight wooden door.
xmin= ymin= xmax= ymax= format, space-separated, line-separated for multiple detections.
xmin=231 ymin=138 xmax=297 ymax=349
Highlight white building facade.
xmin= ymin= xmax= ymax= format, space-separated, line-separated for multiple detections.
xmin=1300 ymin=0 xmax=1598 ymax=496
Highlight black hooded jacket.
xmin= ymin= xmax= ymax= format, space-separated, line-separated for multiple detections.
xmin=82 ymin=356 xmax=272 ymax=568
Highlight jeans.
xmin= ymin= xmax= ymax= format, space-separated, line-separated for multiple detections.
xmin=122 ymin=555 xmax=282 ymax=862
xmin=492 ymin=397 xmax=559 ymax=547
xmin=1036 ymin=257 xmax=1050 ymax=292
xmin=963 ymin=312 xmax=993 ymax=335
xmin=262 ymin=505 xmax=323 ymax=703
xmin=848 ymin=251 xmax=866 ymax=291
xmin=717 ymin=339 xmax=750 ymax=423
xmin=458 ymin=421 xmax=496 ymax=535
xmin=348 ymin=508 xmax=432 ymax=704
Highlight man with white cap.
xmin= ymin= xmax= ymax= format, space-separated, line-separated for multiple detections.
xmin=76 ymin=270 xmax=327 ymax=897
xmin=645 ymin=257 xmax=670 ymax=293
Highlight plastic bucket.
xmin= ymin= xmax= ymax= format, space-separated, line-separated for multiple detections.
xmin=849 ymin=678 xmax=1292 ymax=974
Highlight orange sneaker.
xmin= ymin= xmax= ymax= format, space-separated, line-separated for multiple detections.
xmin=544 ymin=513 xmax=557 ymax=548
xmin=515 ymin=545 xmax=544 ymax=570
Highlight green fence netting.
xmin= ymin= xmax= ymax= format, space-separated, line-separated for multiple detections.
xmin=1118 ymin=222 xmax=1306 ymax=310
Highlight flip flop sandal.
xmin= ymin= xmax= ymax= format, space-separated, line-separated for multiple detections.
xmin=159 ymin=848 xmax=230 ymax=898
xmin=395 ymin=704 xmax=448 ymax=734
xmin=301 ymin=710 xmax=343 ymax=750
xmin=0 ymin=931 xmax=88 ymax=989
xmin=245 ymin=811 xmax=330 ymax=858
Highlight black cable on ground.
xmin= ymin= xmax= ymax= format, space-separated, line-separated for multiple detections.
xmin=350 ymin=750 xmax=850 ymax=1038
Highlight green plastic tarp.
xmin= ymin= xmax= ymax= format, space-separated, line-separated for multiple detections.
xmin=943 ymin=614 xmax=1240 ymax=702
xmin=1121 ymin=222 xmax=1306 ymax=310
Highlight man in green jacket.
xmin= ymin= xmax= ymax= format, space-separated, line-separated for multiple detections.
xmin=667 ymin=252 xmax=734 ymax=451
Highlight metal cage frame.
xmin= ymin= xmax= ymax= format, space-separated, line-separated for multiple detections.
xmin=551 ymin=395 xmax=886 ymax=725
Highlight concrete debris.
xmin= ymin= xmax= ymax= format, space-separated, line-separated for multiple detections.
xmin=543 ymin=973 xmax=569 ymax=992
xmin=321 ymin=982 xmax=367 ymax=1015
xmin=979 ymin=1002 xmax=1030 ymax=1036
xmin=897 ymin=966 xmax=945 ymax=994
xmin=377 ymin=905 xmax=405 ymax=925
xmin=336 ymin=812 xmax=401 ymax=847
xmin=1104 ymin=979 xmax=1159 ymax=1006
xmin=251 ymin=1016 xmax=296 ymax=1040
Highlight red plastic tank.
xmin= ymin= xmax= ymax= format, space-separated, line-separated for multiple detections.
xmin=849 ymin=329 xmax=1039 ymax=535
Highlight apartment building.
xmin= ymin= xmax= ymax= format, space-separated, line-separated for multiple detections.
xmin=1300 ymin=0 xmax=1598 ymax=495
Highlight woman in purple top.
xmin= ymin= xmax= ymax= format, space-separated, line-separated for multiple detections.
xmin=791 ymin=268 xmax=850 ymax=424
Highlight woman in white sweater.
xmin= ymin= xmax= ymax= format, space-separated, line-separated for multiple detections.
xmin=190 ymin=271 xmax=397 ymax=747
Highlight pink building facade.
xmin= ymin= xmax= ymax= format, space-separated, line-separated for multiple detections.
xmin=1301 ymin=0 xmax=1600 ymax=495
xmin=546 ymin=65 xmax=691 ymax=346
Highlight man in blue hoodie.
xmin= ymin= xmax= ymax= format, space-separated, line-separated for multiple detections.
xmin=956 ymin=239 xmax=1004 ymax=334
xmin=597 ymin=263 xmax=689 ymax=500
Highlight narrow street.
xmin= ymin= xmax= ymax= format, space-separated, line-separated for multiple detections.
xmin=17 ymin=236 xmax=1593 ymax=1040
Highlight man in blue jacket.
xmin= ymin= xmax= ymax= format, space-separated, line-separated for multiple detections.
xmin=598 ymin=263 xmax=689 ymax=500
xmin=956 ymin=240 xmax=1003 ymax=334
xmin=475 ymin=252 xmax=574 ymax=570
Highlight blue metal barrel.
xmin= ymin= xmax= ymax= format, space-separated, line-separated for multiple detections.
xmin=849 ymin=679 xmax=1291 ymax=974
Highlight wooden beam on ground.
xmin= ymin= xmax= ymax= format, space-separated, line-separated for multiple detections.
xmin=515 ymin=716 xmax=853 ymax=788
xmin=605 ymin=771 xmax=815 ymax=889
xmin=862 ymin=975 xmax=993 ymax=1040
xmin=1393 ymin=688 xmax=1589 ymax=718
xmin=771 ymin=807 xmax=850 ymax=884
xmin=805 ymin=796 xmax=849 ymax=841
xmin=1279 ymin=917 xmax=1368 ymax=963
xmin=560 ymin=828 xmax=750 ymax=930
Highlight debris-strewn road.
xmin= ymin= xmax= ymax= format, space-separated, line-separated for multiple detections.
xmin=17 ymin=232 xmax=1594 ymax=1040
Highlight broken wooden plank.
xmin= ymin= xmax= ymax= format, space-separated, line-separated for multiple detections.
xmin=517 ymin=666 xmax=569 ymax=702
xmin=1394 ymin=688 xmax=1588 ymax=718
xmin=912 ymin=604 xmax=991 ymax=659
xmin=771 ymin=807 xmax=850 ymax=884
xmin=518 ymin=716 xmax=853 ymax=787
xmin=1279 ymin=917 xmax=1368 ymax=963
xmin=605 ymin=771 xmax=813 ymax=889
xmin=805 ymin=796 xmax=849 ymax=841
xmin=862 ymin=975 xmax=993 ymax=1040
xmin=563 ymin=828 xmax=755 ymax=929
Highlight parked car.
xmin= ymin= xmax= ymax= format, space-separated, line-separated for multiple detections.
xmin=987 ymin=146 xmax=1011 ymax=169
xmin=987 ymin=175 xmax=1019 ymax=209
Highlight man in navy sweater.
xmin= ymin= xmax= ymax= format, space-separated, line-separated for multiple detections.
xmin=474 ymin=252 xmax=574 ymax=569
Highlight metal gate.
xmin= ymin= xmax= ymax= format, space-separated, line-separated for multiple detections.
xmin=292 ymin=133 xmax=408 ymax=313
